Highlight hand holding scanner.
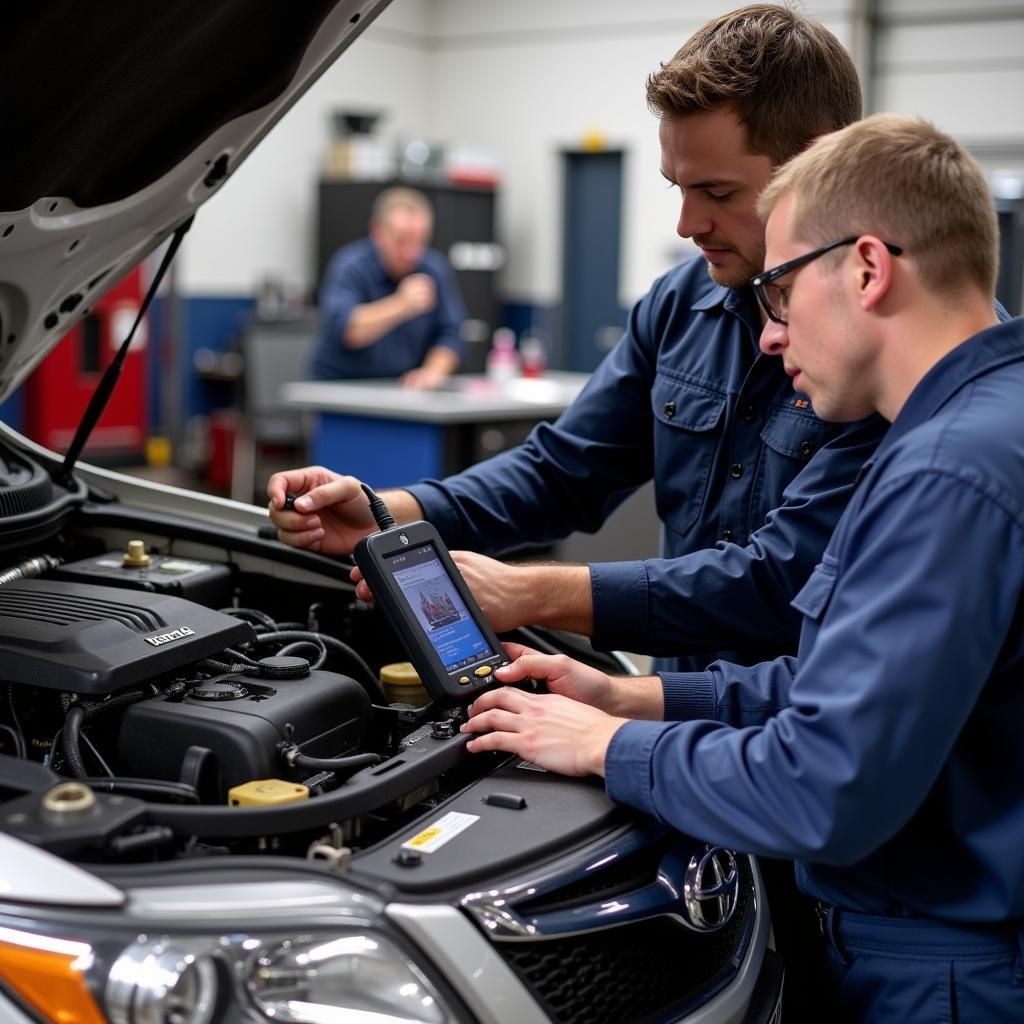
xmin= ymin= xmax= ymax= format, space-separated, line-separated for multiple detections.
xmin=353 ymin=492 xmax=508 ymax=706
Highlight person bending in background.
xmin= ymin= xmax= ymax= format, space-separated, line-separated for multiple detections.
xmin=465 ymin=115 xmax=1024 ymax=1022
xmin=310 ymin=186 xmax=466 ymax=389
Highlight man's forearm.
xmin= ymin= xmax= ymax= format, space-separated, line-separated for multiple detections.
xmin=505 ymin=563 xmax=595 ymax=635
xmin=379 ymin=489 xmax=426 ymax=523
xmin=344 ymin=295 xmax=412 ymax=348
xmin=607 ymin=675 xmax=664 ymax=721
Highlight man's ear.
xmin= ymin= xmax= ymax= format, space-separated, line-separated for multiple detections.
xmin=853 ymin=236 xmax=894 ymax=312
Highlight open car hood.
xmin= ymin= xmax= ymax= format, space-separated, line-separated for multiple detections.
xmin=0 ymin=0 xmax=389 ymax=405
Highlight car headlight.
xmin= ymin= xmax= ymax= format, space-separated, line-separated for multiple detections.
xmin=247 ymin=934 xmax=446 ymax=1024
xmin=0 ymin=903 xmax=452 ymax=1024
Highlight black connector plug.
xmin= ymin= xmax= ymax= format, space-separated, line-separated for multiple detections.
xmin=361 ymin=483 xmax=396 ymax=531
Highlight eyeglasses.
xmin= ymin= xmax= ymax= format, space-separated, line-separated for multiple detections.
xmin=751 ymin=237 xmax=903 ymax=325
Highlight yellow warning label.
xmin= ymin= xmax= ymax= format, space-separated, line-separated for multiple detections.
xmin=407 ymin=827 xmax=442 ymax=847
xmin=402 ymin=811 xmax=479 ymax=854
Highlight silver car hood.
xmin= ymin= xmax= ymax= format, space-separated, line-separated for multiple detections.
xmin=0 ymin=0 xmax=389 ymax=405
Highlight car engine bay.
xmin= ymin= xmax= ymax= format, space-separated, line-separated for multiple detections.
xmin=0 ymin=437 xmax=624 ymax=868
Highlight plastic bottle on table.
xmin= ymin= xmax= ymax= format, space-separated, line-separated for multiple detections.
xmin=519 ymin=330 xmax=546 ymax=378
xmin=486 ymin=327 xmax=520 ymax=383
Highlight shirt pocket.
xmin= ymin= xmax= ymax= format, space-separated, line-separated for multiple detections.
xmin=752 ymin=405 xmax=843 ymax=525
xmin=651 ymin=374 xmax=727 ymax=535
xmin=791 ymin=554 xmax=839 ymax=621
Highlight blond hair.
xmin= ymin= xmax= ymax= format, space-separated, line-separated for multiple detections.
xmin=646 ymin=3 xmax=861 ymax=164
xmin=371 ymin=186 xmax=433 ymax=224
xmin=758 ymin=114 xmax=998 ymax=299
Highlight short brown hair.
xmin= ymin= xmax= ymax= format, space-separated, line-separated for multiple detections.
xmin=371 ymin=186 xmax=433 ymax=224
xmin=646 ymin=3 xmax=862 ymax=164
xmin=758 ymin=114 xmax=998 ymax=300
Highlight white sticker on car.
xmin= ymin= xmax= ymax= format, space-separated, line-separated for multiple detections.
xmin=402 ymin=810 xmax=479 ymax=853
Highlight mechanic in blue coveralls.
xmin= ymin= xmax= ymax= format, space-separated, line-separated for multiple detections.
xmin=309 ymin=186 xmax=467 ymax=389
xmin=464 ymin=114 xmax=1024 ymax=1022
xmin=270 ymin=5 xmax=885 ymax=676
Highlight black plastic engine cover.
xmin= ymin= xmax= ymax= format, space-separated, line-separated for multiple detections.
xmin=0 ymin=578 xmax=254 ymax=693
xmin=116 ymin=670 xmax=370 ymax=798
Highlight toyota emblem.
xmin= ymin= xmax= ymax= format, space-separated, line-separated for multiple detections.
xmin=683 ymin=845 xmax=739 ymax=931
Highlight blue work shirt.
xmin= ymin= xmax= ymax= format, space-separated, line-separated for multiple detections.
xmin=310 ymin=238 xmax=467 ymax=380
xmin=408 ymin=254 xmax=887 ymax=670
xmin=606 ymin=317 xmax=1024 ymax=926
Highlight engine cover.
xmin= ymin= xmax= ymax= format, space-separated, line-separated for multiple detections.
xmin=0 ymin=578 xmax=254 ymax=694
xmin=116 ymin=670 xmax=370 ymax=797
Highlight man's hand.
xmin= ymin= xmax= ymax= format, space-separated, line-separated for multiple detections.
xmin=349 ymin=552 xmax=538 ymax=625
xmin=401 ymin=365 xmax=448 ymax=390
xmin=461 ymin=685 xmax=627 ymax=777
xmin=396 ymin=273 xmax=436 ymax=318
xmin=495 ymin=642 xmax=666 ymax=720
xmin=495 ymin=642 xmax=620 ymax=710
xmin=266 ymin=467 xmax=377 ymax=555
xmin=449 ymin=552 xmax=536 ymax=632
xmin=455 ymin=553 xmax=594 ymax=634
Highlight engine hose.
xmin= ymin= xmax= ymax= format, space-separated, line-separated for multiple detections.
xmin=0 ymin=555 xmax=61 ymax=587
xmin=219 ymin=607 xmax=278 ymax=632
xmin=78 ymin=777 xmax=200 ymax=804
xmin=195 ymin=657 xmax=252 ymax=675
xmin=61 ymin=690 xmax=149 ymax=779
xmin=61 ymin=705 xmax=88 ymax=778
xmin=222 ymin=646 xmax=259 ymax=667
xmin=256 ymin=630 xmax=384 ymax=703
xmin=275 ymin=640 xmax=327 ymax=669
xmin=287 ymin=750 xmax=382 ymax=780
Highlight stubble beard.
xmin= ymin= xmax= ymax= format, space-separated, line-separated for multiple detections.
xmin=704 ymin=243 xmax=766 ymax=289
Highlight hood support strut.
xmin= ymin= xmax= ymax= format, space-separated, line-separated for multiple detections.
xmin=58 ymin=216 xmax=194 ymax=487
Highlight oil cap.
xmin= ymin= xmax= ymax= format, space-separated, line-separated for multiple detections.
xmin=256 ymin=656 xmax=310 ymax=680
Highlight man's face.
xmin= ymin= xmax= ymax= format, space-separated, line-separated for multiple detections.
xmin=758 ymin=192 xmax=878 ymax=422
xmin=659 ymin=107 xmax=775 ymax=288
xmin=371 ymin=207 xmax=432 ymax=279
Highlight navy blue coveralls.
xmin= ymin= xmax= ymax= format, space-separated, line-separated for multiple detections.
xmin=406 ymin=254 xmax=888 ymax=672
xmin=310 ymin=237 xmax=467 ymax=381
xmin=606 ymin=319 xmax=1024 ymax=1021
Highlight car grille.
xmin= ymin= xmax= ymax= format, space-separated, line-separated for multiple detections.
xmin=492 ymin=858 xmax=753 ymax=1024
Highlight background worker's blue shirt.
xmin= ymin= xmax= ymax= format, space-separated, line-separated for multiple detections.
xmin=310 ymin=238 xmax=467 ymax=380
xmin=407 ymin=254 xmax=887 ymax=670
xmin=606 ymin=317 xmax=1024 ymax=925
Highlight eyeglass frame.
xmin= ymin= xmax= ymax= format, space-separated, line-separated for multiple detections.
xmin=751 ymin=236 xmax=903 ymax=325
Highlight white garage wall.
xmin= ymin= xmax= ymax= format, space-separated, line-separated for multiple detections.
xmin=425 ymin=1 xmax=855 ymax=305
xmin=178 ymin=0 xmax=1024 ymax=308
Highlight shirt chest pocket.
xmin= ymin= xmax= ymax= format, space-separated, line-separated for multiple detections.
xmin=752 ymin=406 xmax=843 ymax=524
xmin=651 ymin=376 xmax=727 ymax=535
xmin=791 ymin=555 xmax=839 ymax=622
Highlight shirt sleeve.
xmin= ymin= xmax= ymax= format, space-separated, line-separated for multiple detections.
xmin=318 ymin=249 xmax=373 ymax=351
xmin=589 ymin=414 xmax=887 ymax=656
xmin=658 ymin=656 xmax=799 ymax=724
xmin=405 ymin=281 xmax=664 ymax=553
xmin=606 ymin=469 xmax=1024 ymax=863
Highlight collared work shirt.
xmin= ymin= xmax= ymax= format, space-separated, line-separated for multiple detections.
xmin=409 ymin=255 xmax=887 ymax=670
xmin=310 ymin=238 xmax=467 ymax=380
xmin=607 ymin=318 xmax=1024 ymax=924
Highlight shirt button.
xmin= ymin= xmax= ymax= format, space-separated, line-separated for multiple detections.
xmin=799 ymin=440 xmax=815 ymax=457
xmin=663 ymin=401 xmax=676 ymax=419
xmin=740 ymin=403 xmax=756 ymax=422
xmin=721 ymin=529 xmax=734 ymax=541
xmin=730 ymin=463 xmax=743 ymax=479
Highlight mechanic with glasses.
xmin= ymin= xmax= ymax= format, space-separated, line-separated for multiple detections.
xmin=465 ymin=114 xmax=1024 ymax=1022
